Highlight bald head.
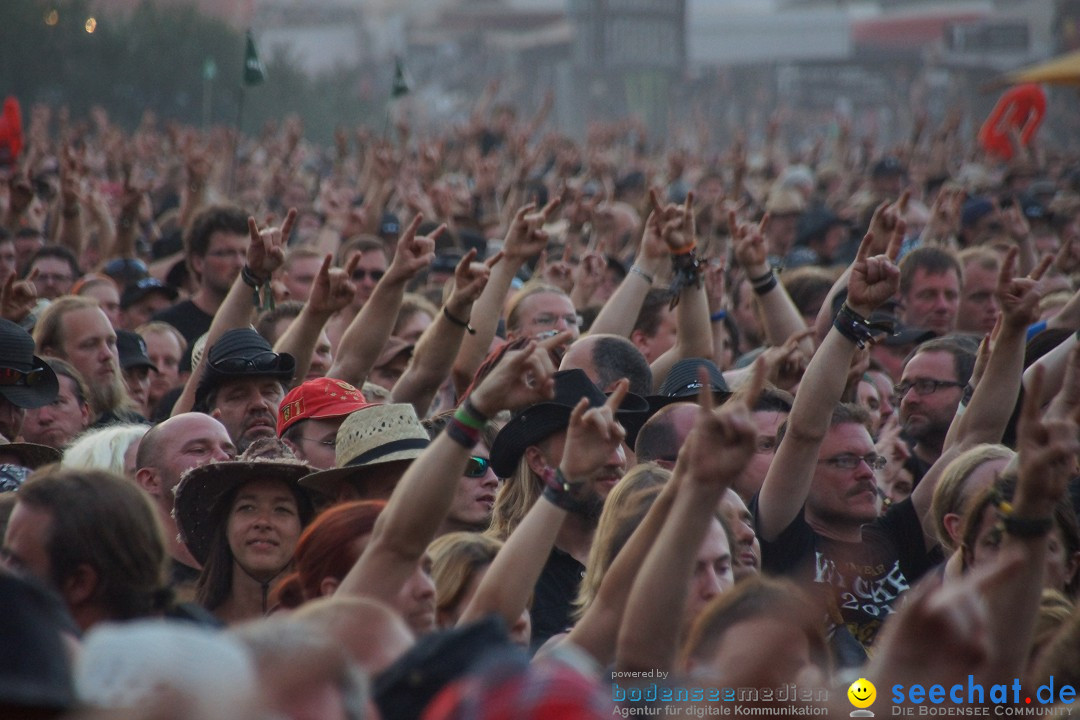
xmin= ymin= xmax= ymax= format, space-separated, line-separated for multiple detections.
xmin=560 ymin=333 xmax=651 ymax=395
xmin=293 ymin=596 xmax=414 ymax=675
xmin=634 ymin=402 xmax=697 ymax=467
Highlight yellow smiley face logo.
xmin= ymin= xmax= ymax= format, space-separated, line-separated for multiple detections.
xmin=848 ymin=678 xmax=876 ymax=709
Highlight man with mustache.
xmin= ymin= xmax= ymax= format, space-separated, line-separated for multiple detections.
xmin=194 ymin=328 xmax=295 ymax=453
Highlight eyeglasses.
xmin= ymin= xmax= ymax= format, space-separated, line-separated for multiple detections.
xmin=464 ymin=456 xmax=491 ymax=478
xmin=0 ymin=464 xmax=31 ymax=492
xmin=352 ymin=269 xmax=386 ymax=282
xmin=533 ymin=313 xmax=584 ymax=329
xmin=820 ymin=453 xmax=887 ymax=471
xmin=210 ymin=351 xmax=282 ymax=374
xmin=893 ymin=379 xmax=964 ymax=399
xmin=0 ymin=366 xmax=48 ymax=387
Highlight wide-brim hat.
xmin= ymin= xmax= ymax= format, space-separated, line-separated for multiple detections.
xmin=172 ymin=440 xmax=315 ymax=567
xmin=0 ymin=319 xmax=59 ymax=410
xmin=489 ymin=369 xmax=650 ymax=478
xmin=300 ymin=403 xmax=430 ymax=496
xmin=194 ymin=328 xmax=295 ymax=410
xmin=0 ymin=438 xmax=61 ymax=470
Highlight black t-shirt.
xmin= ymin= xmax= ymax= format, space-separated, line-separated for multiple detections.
xmin=152 ymin=299 xmax=214 ymax=373
xmin=530 ymin=546 xmax=585 ymax=653
xmin=753 ymin=497 xmax=933 ymax=650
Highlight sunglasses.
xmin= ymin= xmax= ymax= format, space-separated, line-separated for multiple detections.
xmin=464 ymin=456 xmax=491 ymax=478
xmin=352 ymin=269 xmax=386 ymax=282
xmin=209 ymin=351 xmax=282 ymax=374
xmin=0 ymin=366 xmax=48 ymax=387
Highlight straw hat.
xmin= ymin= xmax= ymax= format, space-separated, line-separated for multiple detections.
xmin=299 ymin=403 xmax=430 ymax=496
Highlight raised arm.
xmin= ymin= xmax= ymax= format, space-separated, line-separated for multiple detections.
xmin=729 ymin=210 xmax=813 ymax=357
xmin=458 ymin=377 xmax=630 ymax=633
xmin=650 ymin=193 xmax=714 ymax=389
xmin=337 ymin=338 xmax=561 ymax=604
xmin=450 ymin=200 xmax=557 ymax=393
xmin=326 ymin=215 xmax=437 ymax=385
xmin=391 ymin=249 xmax=495 ymax=414
xmin=274 ymin=254 xmax=357 ymax=384
xmin=757 ymin=215 xmax=905 ymax=542
xmin=981 ymin=368 xmax=1080 ymax=683
xmin=588 ymin=189 xmax=669 ymax=338
xmin=172 ymin=210 xmax=291 ymax=415
xmin=616 ymin=363 xmax=762 ymax=673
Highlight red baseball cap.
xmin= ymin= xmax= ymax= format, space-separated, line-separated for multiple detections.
xmin=277 ymin=377 xmax=370 ymax=436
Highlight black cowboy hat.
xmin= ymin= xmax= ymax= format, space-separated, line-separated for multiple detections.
xmin=488 ymin=369 xmax=649 ymax=478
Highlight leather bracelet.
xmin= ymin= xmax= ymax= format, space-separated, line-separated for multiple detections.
xmin=443 ymin=307 xmax=476 ymax=335
xmin=751 ymin=274 xmax=778 ymax=295
xmin=240 ymin=265 xmax=264 ymax=289
xmin=748 ymin=268 xmax=774 ymax=285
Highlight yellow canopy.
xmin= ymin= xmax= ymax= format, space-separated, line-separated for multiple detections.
xmin=1003 ymin=49 xmax=1080 ymax=86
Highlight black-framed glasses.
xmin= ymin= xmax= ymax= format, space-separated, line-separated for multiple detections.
xmin=820 ymin=453 xmax=887 ymax=471
xmin=210 ymin=351 xmax=282 ymax=374
xmin=893 ymin=379 xmax=964 ymax=399
xmin=464 ymin=456 xmax=491 ymax=478
xmin=0 ymin=366 xmax=48 ymax=387
xmin=352 ymin=269 xmax=386 ymax=282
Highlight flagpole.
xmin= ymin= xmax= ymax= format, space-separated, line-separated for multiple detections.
xmin=229 ymin=88 xmax=245 ymax=198
xmin=231 ymin=29 xmax=266 ymax=199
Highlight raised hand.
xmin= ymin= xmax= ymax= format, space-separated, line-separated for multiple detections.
xmin=535 ymin=245 xmax=575 ymax=294
xmin=659 ymin=191 xmax=696 ymax=253
xmin=678 ymin=357 xmax=764 ymax=485
xmin=306 ymin=254 xmax=357 ymax=316
xmin=446 ymin=248 xmax=497 ymax=318
xmin=503 ymin=198 xmax=560 ymax=263
xmin=0 ymin=268 xmax=38 ymax=323
xmin=385 ymin=215 xmax=439 ymax=284
xmin=1015 ymin=367 xmax=1080 ymax=518
xmin=560 ymin=379 xmax=629 ymax=483
xmin=729 ymin=209 xmax=769 ymax=274
xmin=637 ymin=188 xmax=671 ymax=268
xmin=246 ymin=208 xmax=294 ymax=281
xmin=846 ymin=216 xmax=905 ymax=318
xmin=996 ymin=247 xmax=1050 ymax=331
xmin=467 ymin=336 xmax=563 ymax=417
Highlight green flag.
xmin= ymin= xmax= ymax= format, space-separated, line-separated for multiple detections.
xmin=391 ymin=56 xmax=410 ymax=98
xmin=243 ymin=31 xmax=266 ymax=86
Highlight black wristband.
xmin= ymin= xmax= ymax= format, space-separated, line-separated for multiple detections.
xmin=997 ymin=499 xmax=1054 ymax=538
xmin=751 ymin=273 xmax=778 ymax=296
xmin=832 ymin=303 xmax=883 ymax=349
xmin=443 ymin=306 xmax=476 ymax=334
xmin=240 ymin=265 xmax=264 ymax=289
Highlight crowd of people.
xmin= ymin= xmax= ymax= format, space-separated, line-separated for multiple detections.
xmin=3 ymin=92 xmax=1080 ymax=719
